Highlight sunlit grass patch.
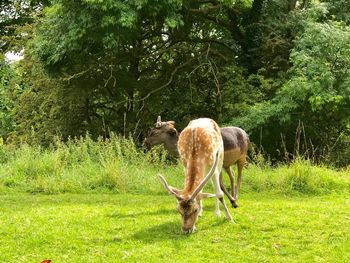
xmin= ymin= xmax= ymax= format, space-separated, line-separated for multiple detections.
xmin=0 ymin=193 xmax=348 ymax=262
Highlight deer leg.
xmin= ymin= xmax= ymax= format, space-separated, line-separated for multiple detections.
xmin=211 ymin=178 xmax=221 ymax=217
xmin=235 ymin=160 xmax=244 ymax=200
xmin=199 ymin=198 xmax=203 ymax=217
xmin=218 ymin=197 xmax=234 ymax=223
xmin=220 ymin=170 xmax=238 ymax=208
xmin=213 ymin=170 xmax=234 ymax=222
xmin=225 ymin=167 xmax=235 ymax=200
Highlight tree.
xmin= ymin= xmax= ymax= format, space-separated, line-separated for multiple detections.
xmin=0 ymin=0 xmax=50 ymax=54
xmin=0 ymin=59 xmax=21 ymax=139
xmin=22 ymin=0 xmax=247 ymax=140
xmin=235 ymin=17 xmax=350 ymax=165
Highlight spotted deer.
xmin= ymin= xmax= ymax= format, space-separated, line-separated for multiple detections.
xmin=159 ymin=118 xmax=233 ymax=233
xmin=145 ymin=116 xmax=249 ymax=205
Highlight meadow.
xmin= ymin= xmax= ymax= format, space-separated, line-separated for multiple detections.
xmin=0 ymin=136 xmax=349 ymax=262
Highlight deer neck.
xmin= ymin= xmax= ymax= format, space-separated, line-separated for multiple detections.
xmin=183 ymin=159 xmax=204 ymax=194
xmin=163 ymin=135 xmax=179 ymax=156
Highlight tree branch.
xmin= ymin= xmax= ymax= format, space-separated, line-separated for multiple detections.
xmin=136 ymin=57 xmax=197 ymax=114
xmin=62 ymin=67 xmax=93 ymax=82
xmin=187 ymin=37 xmax=236 ymax=53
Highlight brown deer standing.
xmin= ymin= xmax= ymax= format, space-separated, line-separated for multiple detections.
xmin=144 ymin=116 xmax=249 ymax=206
xmin=158 ymin=118 xmax=233 ymax=233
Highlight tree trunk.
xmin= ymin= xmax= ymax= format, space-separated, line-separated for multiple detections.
xmin=301 ymin=0 xmax=309 ymax=9
xmin=288 ymin=0 xmax=297 ymax=11
xmin=241 ymin=0 xmax=266 ymax=74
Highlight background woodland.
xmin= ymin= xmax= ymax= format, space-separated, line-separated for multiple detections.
xmin=1 ymin=0 xmax=350 ymax=166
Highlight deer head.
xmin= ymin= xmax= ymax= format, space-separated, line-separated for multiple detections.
xmin=159 ymin=150 xmax=219 ymax=233
xmin=143 ymin=116 xmax=178 ymax=151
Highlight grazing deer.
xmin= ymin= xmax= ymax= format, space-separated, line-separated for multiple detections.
xmin=144 ymin=116 xmax=249 ymax=205
xmin=143 ymin=117 xmax=179 ymax=157
xmin=159 ymin=118 xmax=233 ymax=233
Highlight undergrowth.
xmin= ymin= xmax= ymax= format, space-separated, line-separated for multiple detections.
xmin=0 ymin=135 xmax=349 ymax=195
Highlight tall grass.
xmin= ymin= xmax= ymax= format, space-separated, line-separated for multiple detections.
xmin=242 ymin=159 xmax=350 ymax=195
xmin=0 ymin=134 xmax=182 ymax=194
xmin=0 ymin=135 xmax=349 ymax=195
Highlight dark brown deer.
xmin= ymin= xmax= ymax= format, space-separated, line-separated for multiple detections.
xmin=143 ymin=117 xmax=179 ymax=157
xmin=144 ymin=116 xmax=249 ymax=206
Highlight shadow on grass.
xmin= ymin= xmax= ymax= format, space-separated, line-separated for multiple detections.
xmin=132 ymin=220 xmax=189 ymax=243
xmin=203 ymin=218 xmax=227 ymax=229
xmin=131 ymin=215 xmax=230 ymax=243
xmin=108 ymin=208 xmax=175 ymax=219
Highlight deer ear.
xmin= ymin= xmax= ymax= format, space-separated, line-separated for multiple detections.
xmin=167 ymin=127 xmax=177 ymax=136
xmin=167 ymin=121 xmax=175 ymax=126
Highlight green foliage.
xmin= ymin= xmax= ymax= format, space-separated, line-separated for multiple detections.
xmin=31 ymin=0 xmax=184 ymax=66
xmin=12 ymin=56 xmax=92 ymax=145
xmin=323 ymin=0 xmax=350 ymax=24
xmin=0 ymin=61 xmax=21 ymax=139
xmin=234 ymin=16 xmax=350 ymax=165
xmin=0 ymin=0 xmax=49 ymax=54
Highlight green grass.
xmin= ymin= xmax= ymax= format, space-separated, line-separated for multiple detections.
xmin=0 ymin=136 xmax=349 ymax=261
xmin=0 ymin=193 xmax=349 ymax=262
xmin=0 ymin=135 xmax=173 ymax=194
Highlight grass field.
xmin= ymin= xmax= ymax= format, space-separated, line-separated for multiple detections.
xmin=0 ymin=137 xmax=349 ymax=262
xmin=0 ymin=193 xmax=349 ymax=262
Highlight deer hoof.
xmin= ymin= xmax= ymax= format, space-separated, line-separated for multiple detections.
xmin=231 ymin=200 xmax=239 ymax=209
